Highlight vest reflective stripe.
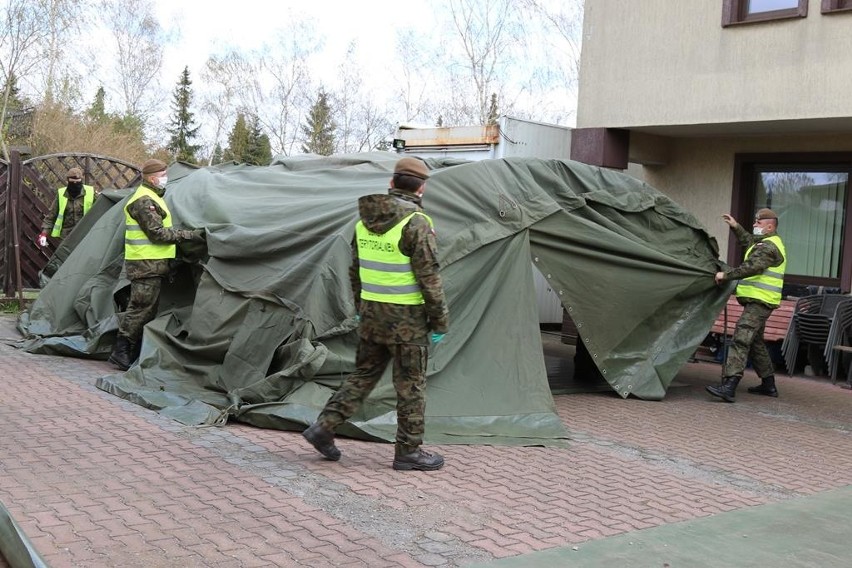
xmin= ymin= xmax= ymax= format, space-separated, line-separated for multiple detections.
xmin=124 ymin=186 xmax=175 ymax=261
xmin=356 ymin=212 xmax=433 ymax=305
xmin=51 ymin=185 xmax=95 ymax=237
xmin=736 ymin=235 xmax=786 ymax=307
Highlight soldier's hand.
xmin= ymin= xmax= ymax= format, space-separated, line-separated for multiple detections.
xmin=714 ymin=271 xmax=726 ymax=284
xmin=721 ymin=214 xmax=736 ymax=227
xmin=188 ymin=228 xmax=206 ymax=242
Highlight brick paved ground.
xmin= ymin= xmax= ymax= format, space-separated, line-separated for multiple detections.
xmin=1 ymin=314 xmax=850 ymax=567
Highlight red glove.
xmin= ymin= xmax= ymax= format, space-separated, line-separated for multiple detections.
xmin=37 ymin=232 xmax=48 ymax=247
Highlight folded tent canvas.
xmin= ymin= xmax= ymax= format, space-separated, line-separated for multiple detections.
xmin=17 ymin=152 xmax=731 ymax=447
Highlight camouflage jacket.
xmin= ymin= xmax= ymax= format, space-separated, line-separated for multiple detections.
xmin=350 ymin=189 xmax=450 ymax=344
xmin=724 ymin=223 xmax=786 ymax=307
xmin=125 ymin=182 xmax=204 ymax=280
xmin=41 ymin=187 xmax=97 ymax=238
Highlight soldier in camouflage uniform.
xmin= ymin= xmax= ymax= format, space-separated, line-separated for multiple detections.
xmin=108 ymin=159 xmax=205 ymax=371
xmin=303 ymin=157 xmax=450 ymax=471
xmin=37 ymin=167 xmax=97 ymax=246
xmin=707 ymin=208 xmax=786 ymax=402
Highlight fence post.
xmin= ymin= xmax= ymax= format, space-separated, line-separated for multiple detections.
xmin=5 ymin=151 xmax=24 ymax=299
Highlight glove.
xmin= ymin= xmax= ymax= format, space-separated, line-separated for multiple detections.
xmin=183 ymin=228 xmax=205 ymax=242
xmin=354 ymin=314 xmax=360 ymax=323
xmin=430 ymin=332 xmax=446 ymax=344
xmin=36 ymin=232 xmax=48 ymax=247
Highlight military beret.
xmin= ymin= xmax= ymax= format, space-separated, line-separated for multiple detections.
xmin=66 ymin=167 xmax=83 ymax=179
xmin=755 ymin=208 xmax=778 ymax=220
xmin=394 ymin=157 xmax=429 ymax=180
xmin=141 ymin=158 xmax=167 ymax=175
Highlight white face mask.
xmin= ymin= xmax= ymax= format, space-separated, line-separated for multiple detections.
xmin=752 ymin=227 xmax=765 ymax=236
xmin=157 ymin=175 xmax=168 ymax=188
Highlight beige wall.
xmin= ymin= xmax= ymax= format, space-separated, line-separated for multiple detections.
xmin=578 ymin=1 xmax=852 ymax=129
xmin=638 ymin=134 xmax=852 ymax=253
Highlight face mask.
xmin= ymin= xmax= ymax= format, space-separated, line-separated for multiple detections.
xmin=752 ymin=227 xmax=765 ymax=236
xmin=157 ymin=175 xmax=168 ymax=188
xmin=67 ymin=181 xmax=83 ymax=197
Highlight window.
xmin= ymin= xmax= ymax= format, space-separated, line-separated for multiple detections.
xmin=731 ymin=154 xmax=852 ymax=292
xmin=822 ymin=0 xmax=852 ymax=13
xmin=722 ymin=0 xmax=808 ymax=26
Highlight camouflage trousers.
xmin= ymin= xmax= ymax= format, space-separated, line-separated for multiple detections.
xmin=317 ymin=338 xmax=428 ymax=455
xmin=724 ymin=301 xmax=775 ymax=379
xmin=117 ymin=276 xmax=162 ymax=344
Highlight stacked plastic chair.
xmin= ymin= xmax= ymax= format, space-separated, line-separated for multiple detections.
xmin=824 ymin=297 xmax=852 ymax=383
xmin=781 ymin=294 xmax=851 ymax=375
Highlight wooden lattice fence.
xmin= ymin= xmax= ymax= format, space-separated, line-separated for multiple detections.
xmin=1 ymin=150 xmax=141 ymax=297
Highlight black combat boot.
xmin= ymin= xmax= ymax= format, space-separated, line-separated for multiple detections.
xmin=706 ymin=376 xmax=742 ymax=403
xmin=747 ymin=375 xmax=778 ymax=397
xmin=392 ymin=447 xmax=444 ymax=471
xmin=108 ymin=336 xmax=133 ymax=371
xmin=302 ymin=422 xmax=341 ymax=461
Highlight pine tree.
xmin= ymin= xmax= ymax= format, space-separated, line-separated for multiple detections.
xmin=487 ymin=93 xmax=499 ymax=125
xmin=166 ymin=66 xmax=201 ymax=163
xmin=86 ymin=87 xmax=108 ymax=123
xmin=210 ymin=143 xmax=224 ymax=165
xmin=245 ymin=115 xmax=272 ymax=165
xmin=2 ymin=73 xmax=31 ymax=145
xmin=301 ymin=88 xmax=336 ymax=155
xmin=223 ymin=113 xmax=250 ymax=163
xmin=3 ymin=73 xmax=26 ymax=110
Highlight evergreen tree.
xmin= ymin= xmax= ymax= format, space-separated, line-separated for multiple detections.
xmin=223 ymin=113 xmax=250 ymax=163
xmin=166 ymin=66 xmax=201 ymax=163
xmin=301 ymin=88 xmax=336 ymax=155
xmin=3 ymin=73 xmax=26 ymax=110
xmin=210 ymin=143 xmax=224 ymax=165
xmin=2 ymin=73 xmax=31 ymax=145
xmin=487 ymin=93 xmax=499 ymax=125
xmin=86 ymin=86 xmax=108 ymax=123
xmin=245 ymin=115 xmax=272 ymax=165
xmin=113 ymin=112 xmax=145 ymax=140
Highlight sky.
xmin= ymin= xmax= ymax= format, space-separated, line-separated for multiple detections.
xmin=46 ymin=0 xmax=579 ymax=153
xmin=154 ymin=0 xmax=437 ymax=93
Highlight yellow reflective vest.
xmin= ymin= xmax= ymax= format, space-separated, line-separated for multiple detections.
xmin=51 ymin=184 xmax=95 ymax=237
xmin=355 ymin=212 xmax=433 ymax=305
xmin=124 ymin=186 xmax=176 ymax=261
xmin=735 ymin=234 xmax=786 ymax=307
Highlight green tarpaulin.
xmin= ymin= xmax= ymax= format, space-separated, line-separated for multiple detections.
xmin=17 ymin=153 xmax=731 ymax=446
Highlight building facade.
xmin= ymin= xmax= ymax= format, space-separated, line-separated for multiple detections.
xmin=572 ymin=0 xmax=852 ymax=293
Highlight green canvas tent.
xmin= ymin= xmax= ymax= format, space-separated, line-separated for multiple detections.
xmin=17 ymin=153 xmax=731 ymax=447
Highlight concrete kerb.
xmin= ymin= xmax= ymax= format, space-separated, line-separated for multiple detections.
xmin=479 ymin=485 xmax=852 ymax=568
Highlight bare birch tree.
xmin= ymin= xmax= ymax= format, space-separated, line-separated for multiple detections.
xmin=443 ymin=0 xmax=519 ymax=125
xmin=392 ymin=27 xmax=441 ymax=125
xmin=330 ymin=42 xmax=394 ymax=153
xmin=518 ymin=0 xmax=584 ymax=122
xmin=39 ymin=0 xmax=81 ymax=104
xmin=98 ymin=0 xmax=166 ymax=122
xmin=235 ymin=23 xmax=319 ymax=156
xmin=0 ymin=0 xmax=54 ymax=159
xmin=423 ymin=0 xmax=583 ymax=126
xmin=200 ymin=52 xmax=245 ymax=165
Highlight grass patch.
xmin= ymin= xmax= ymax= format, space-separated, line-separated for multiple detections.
xmin=0 ymin=289 xmax=39 ymax=314
xmin=0 ymin=300 xmax=24 ymax=314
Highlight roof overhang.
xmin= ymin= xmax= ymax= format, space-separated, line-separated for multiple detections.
xmin=623 ymin=116 xmax=852 ymax=138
